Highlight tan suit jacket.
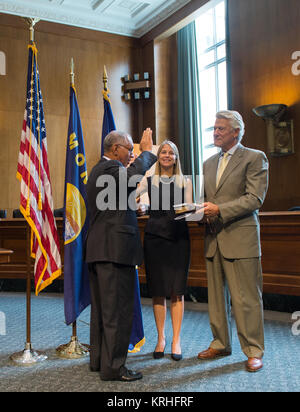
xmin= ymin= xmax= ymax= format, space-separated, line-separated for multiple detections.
xmin=203 ymin=144 xmax=269 ymax=259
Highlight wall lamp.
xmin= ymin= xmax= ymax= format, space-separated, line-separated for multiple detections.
xmin=252 ymin=104 xmax=294 ymax=156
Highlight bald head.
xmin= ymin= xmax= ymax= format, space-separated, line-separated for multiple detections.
xmin=103 ymin=130 xmax=134 ymax=167
xmin=103 ymin=131 xmax=133 ymax=152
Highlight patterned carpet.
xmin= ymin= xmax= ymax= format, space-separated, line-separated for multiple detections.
xmin=0 ymin=292 xmax=299 ymax=392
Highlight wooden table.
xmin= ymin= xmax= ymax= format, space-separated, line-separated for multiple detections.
xmin=0 ymin=248 xmax=13 ymax=264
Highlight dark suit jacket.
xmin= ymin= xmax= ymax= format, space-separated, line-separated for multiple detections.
xmin=85 ymin=151 xmax=156 ymax=266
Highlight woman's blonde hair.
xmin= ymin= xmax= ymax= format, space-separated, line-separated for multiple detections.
xmin=152 ymin=140 xmax=186 ymax=188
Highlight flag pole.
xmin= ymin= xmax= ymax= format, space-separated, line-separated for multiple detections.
xmin=10 ymin=223 xmax=47 ymax=365
xmin=56 ymin=58 xmax=89 ymax=359
xmin=103 ymin=65 xmax=108 ymax=91
xmin=10 ymin=18 xmax=47 ymax=366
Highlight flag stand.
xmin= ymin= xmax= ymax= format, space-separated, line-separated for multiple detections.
xmin=56 ymin=321 xmax=90 ymax=359
xmin=10 ymin=224 xmax=47 ymax=365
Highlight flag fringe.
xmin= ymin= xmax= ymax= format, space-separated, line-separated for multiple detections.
xmin=19 ymin=204 xmax=62 ymax=295
xmin=128 ymin=337 xmax=146 ymax=353
xmin=102 ymin=89 xmax=111 ymax=103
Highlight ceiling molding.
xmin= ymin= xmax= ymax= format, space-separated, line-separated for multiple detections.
xmin=0 ymin=0 xmax=192 ymax=38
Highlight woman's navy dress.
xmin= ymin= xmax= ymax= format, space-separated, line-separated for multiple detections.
xmin=144 ymin=176 xmax=190 ymax=297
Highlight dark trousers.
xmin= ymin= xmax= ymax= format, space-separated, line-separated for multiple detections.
xmin=88 ymin=262 xmax=135 ymax=379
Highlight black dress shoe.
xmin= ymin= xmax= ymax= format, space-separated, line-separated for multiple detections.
xmin=101 ymin=368 xmax=143 ymax=382
xmin=118 ymin=368 xmax=143 ymax=382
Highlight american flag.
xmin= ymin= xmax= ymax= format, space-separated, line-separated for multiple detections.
xmin=17 ymin=42 xmax=62 ymax=295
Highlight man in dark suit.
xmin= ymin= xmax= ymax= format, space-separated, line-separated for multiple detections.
xmin=197 ymin=111 xmax=269 ymax=372
xmin=86 ymin=128 xmax=156 ymax=382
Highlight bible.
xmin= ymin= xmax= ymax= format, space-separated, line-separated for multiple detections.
xmin=173 ymin=203 xmax=197 ymax=220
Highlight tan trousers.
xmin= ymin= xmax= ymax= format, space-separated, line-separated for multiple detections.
xmin=205 ymin=246 xmax=264 ymax=358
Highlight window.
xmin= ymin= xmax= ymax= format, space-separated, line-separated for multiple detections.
xmin=195 ymin=0 xmax=228 ymax=161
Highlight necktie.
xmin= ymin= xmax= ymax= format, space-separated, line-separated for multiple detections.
xmin=216 ymin=152 xmax=229 ymax=187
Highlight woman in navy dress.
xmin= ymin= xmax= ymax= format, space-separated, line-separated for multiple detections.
xmin=137 ymin=140 xmax=193 ymax=360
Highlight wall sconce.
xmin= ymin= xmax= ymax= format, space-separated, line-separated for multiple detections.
xmin=252 ymin=104 xmax=294 ymax=156
xmin=122 ymin=72 xmax=151 ymax=102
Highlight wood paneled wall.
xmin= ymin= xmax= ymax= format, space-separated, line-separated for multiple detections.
xmin=2 ymin=0 xmax=300 ymax=216
xmin=228 ymin=0 xmax=300 ymax=211
xmin=139 ymin=41 xmax=156 ymax=141
xmin=146 ymin=0 xmax=300 ymax=211
xmin=0 ymin=14 xmax=141 ymax=217
xmin=154 ymin=34 xmax=178 ymax=145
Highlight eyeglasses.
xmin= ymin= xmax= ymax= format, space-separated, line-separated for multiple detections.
xmin=117 ymin=144 xmax=134 ymax=154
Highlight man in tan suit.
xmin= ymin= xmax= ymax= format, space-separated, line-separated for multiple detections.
xmin=197 ymin=110 xmax=269 ymax=372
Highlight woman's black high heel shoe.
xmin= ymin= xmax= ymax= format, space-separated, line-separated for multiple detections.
xmin=153 ymin=342 xmax=166 ymax=359
xmin=171 ymin=353 xmax=182 ymax=361
xmin=153 ymin=350 xmax=165 ymax=359
xmin=171 ymin=342 xmax=182 ymax=361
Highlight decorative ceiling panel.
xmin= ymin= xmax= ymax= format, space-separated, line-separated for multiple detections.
xmin=0 ymin=0 xmax=192 ymax=37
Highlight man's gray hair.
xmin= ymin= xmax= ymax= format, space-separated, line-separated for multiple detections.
xmin=216 ymin=110 xmax=245 ymax=142
xmin=103 ymin=130 xmax=133 ymax=152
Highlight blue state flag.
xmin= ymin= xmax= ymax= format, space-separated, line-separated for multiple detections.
xmin=128 ymin=268 xmax=146 ymax=352
xmin=63 ymin=85 xmax=90 ymax=325
xmin=101 ymin=90 xmax=116 ymax=156
xmin=101 ymin=87 xmax=145 ymax=353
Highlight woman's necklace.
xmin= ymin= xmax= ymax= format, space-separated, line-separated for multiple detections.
xmin=160 ymin=174 xmax=175 ymax=184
